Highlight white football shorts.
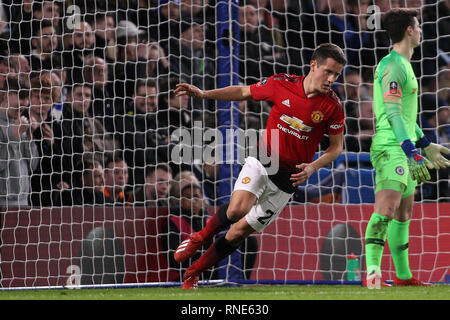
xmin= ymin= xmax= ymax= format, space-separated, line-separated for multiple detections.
xmin=233 ymin=157 xmax=292 ymax=232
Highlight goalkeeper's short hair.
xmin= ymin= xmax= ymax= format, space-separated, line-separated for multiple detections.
xmin=383 ymin=8 xmax=418 ymax=44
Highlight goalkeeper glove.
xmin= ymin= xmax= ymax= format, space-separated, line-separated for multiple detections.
xmin=424 ymin=143 xmax=450 ymax=169
xmin=416 ymin=133 xmax=450 ymax=169
xmin=401 ymin=139 xmax=432 ymax=183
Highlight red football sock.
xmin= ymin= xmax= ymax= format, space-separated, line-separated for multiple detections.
xmin=189 ymin=236 xmax=238 ymax=276
xmin=197 ymin=204 xmax=231 ymax=242
xmin=189 ymin=242 xmax=221 ymax=276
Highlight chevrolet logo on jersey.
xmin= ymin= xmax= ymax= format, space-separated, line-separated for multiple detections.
xmin=280 ymin=114 xmax=312 ymax=132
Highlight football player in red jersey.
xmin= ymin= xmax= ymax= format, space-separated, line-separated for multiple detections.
xmin=173 ymin=43 xmax=347 ymax=289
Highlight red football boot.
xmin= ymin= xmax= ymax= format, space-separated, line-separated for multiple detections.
xmin=362 ymin=273 xmax=392 ymax=289
xmin=174 ymin=233 xmax=204 ymax=263
xmin=182 ymin=269 xmax=199 ymax=290
xmin=394 ymin=276 xmax=434 ymax=287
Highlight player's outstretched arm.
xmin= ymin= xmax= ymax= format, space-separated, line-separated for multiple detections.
xmin=290 ymin=132 xmax=343 ymax=187
xmin=175 ymin=83 xmax=252 ymax=101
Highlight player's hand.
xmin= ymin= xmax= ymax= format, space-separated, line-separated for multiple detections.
xmin=401 ymin=140 xmax=431 ymax=183
xmin=290 ymin=163 xmax=316 ymax=187
xmin=174 ymin=83 xmax=204 ymax=99
xmin=424 ymin=143 xmax=450 ymax=169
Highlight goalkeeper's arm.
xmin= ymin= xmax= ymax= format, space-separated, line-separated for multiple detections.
xmin=384 ymin=101 xmax=431 ymax=182
xmin=414 ymin=123 xmax=450 ymax=169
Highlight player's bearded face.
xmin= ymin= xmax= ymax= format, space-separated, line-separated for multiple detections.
xmin=311 ymin=58 xmax=344 ymax=93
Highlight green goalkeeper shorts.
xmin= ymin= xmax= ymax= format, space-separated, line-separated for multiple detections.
xmin=370 ymin=146 xmax=417 ymax=198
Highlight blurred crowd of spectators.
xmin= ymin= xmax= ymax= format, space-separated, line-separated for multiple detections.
xmin=0 ymin=0 xmax=448 ymax=209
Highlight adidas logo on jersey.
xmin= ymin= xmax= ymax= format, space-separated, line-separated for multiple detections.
xmin=282 ymin=99 xmax=291 ymax=107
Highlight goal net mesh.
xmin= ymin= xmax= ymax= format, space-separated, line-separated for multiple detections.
xmin=0 ymin=0 xmax=448 ymax=288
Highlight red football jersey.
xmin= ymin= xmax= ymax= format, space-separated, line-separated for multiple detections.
xmin=250 ymin=74 xmax=345 ymax=175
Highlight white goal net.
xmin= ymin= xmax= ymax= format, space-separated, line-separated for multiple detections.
xmin=0 ymin=0 xmax=449 ymax=288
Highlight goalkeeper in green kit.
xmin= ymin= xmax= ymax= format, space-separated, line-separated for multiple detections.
xmin=363 ymin=8 xmax=450 ymax=288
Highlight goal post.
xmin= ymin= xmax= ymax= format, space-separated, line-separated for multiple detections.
xmin=216 ymin=0 xmax=243 ymax=281
xmin=216 ymin=0 xmax=241 ymax=207
xmin=0 ymin=0 xmax=449 ymax=289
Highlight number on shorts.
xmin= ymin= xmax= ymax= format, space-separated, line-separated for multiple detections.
xmin=257 ymin=209 xmax=275 ymax=225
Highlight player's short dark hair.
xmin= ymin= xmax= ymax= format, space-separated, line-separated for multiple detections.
xmin=383 ymin=8 xmax=418 ymax=44
xmin=311 ymin=43 xmax=347 ymax=66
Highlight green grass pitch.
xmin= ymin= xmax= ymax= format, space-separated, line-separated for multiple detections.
xmin=0 ymin=284 xmax=448 ymax=300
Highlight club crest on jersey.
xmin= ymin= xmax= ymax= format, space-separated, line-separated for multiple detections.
xmin=311 ymin=111 xmax=324 ymax=123
xmin=241 ymin=177 xmax=251 ymax=184
xmin=280 ymin=115 xmax=312 ymax=132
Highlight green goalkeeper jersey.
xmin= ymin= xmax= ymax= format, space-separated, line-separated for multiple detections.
xmin=372 ymin=50 xmax=419 ymax=149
